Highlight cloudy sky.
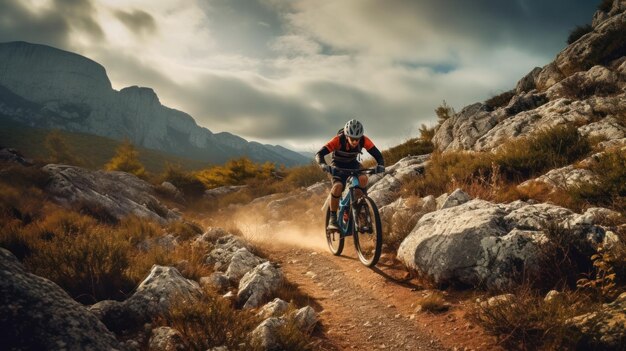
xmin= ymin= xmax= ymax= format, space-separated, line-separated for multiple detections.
xmin=0 ymin=0 xmax=602 ymax=152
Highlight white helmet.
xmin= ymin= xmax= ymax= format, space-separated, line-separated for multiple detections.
xmin=344 ymin=119 xmax=364 ymax=139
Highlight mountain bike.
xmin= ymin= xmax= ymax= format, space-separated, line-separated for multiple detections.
xmin=323 ymin=167 xmax=383 ymax=267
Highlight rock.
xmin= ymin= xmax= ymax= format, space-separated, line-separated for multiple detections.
xmin=397 ymin=199 xmax=605 ymax=289
xmin=567 ymin=292 xmax=626 ymax=350
xmin=257 ymin=298 xmax=289 ymax=319
xmin=148 ymin=326 xmax=186 ymax=351
xmin=0 ymin=248 xmax=121 ymax=350
xmin=0 ymin=148 xmax=34 ymax=166
xmin=578 ymin=116 xmax=626 ymax=140
xmin=546 ymin=65 xmax=622 ymax=101
xmin=435 ymin=193 xmax=448 ymax=210
xmin=515 ymin=67 xmax=542 ymax=94
xmin=160 ymin=181 xmax=184 ymax=201
xmin=555 ymin=12 xmax=626 ymax=77
xmin=544 ymin=290 xmax=563 ymax=304
xmin=237 ymin=262 xmax=284 ymax=309
xmin=504 ymin=91 xmax=548 ymax=115
xmin=368 ymin=155 xmax=430 ymax=207
xmin=94 ymin=265 xmax=202 ymax=332
xmin=196 ymin=227 xmax=231 ymax=244
xmin=250 ymin=317 xmax=286 ymax=350
xmin=440 ymin=188 xmax=471 ymax=209
xmin=43 ymin=164 xmax=179 ymax=223
xmin=518 ymin=165 xmax=598 ymax=192
xmin=204 ymin=234 xmax=250 ymax=271
xmin=204 ymin=185 xmax=247 ymax=200
xmin=225 ymin=248 xmax=266 ymax=283
xmin=199 ymin=272 xmax=231 ymax=293
xmin=432 ymin=103 xmax=496 ymax=152
xmin=480 ymin=294 xmax=515 ymax=309
xmin=306 ymin=181 xmax=328 ymax=195
xmin=292 ymin=306 xmax=318 ymax=333
xmin=421 ymin=195 xmax=437 ymax=212
xmin=535 ymin=62 xmax=566 ymax=92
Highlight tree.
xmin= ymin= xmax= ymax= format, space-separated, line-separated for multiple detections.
xmin=44 ymin=130 xmax=83 ymax=166
xmin=435 ymin=100 xmax=455 ymax=125
xmin=105 ymin=139 xmax=146 ymax=178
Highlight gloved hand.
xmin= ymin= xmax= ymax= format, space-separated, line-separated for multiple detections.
xmin=376 ymin=165 xmax=385 ymax=174
xmin=320 ymin=163 xmax=332 ymax=173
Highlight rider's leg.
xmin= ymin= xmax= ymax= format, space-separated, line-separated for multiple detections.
xmin=330 ymin=181 xmax=344 ymax=211
xmin=354 ymin=174 xmax=368 ymax=199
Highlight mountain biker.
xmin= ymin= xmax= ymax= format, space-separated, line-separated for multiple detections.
xmin=315 ymin=119 xmax=385 ymax=231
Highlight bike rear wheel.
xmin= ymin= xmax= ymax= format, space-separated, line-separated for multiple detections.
xmin=353 ymin=196 xmax=382 ymax=267
xmin=325 ymin=208 xmax=344 ymax=255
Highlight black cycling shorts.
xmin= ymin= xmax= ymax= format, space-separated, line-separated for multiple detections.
xmin=331 ymin=161 xmax=361 ymax=187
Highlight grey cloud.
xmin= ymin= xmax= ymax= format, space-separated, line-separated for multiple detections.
xmin=0 ymin=0 xmax=104 ymax=49
xmin=198 ymin=0 xmax=286 ymax=57
xmin=114 ymin=9 xmax=157 ymax=37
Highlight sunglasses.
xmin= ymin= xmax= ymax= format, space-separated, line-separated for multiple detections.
xmin=347 ymin=137 xmax=361 ymax=143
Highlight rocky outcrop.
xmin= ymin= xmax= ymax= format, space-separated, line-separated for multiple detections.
xmin=0 ymin=248 xmax=121 ymax=350
xmin=43 ymin=164 xmax=179 ymax=224
xmin=397 ymin=199 xmax=606 ymax=289
xmin=250 ymin=306 xmax=319 ymax=349
xmin=148 ymin=327 xmax=186 ymax=351
xmin=0 ymin=148 xmax=34 ymax=166
xmin=432 ymin=1 xmax=626 ymax=153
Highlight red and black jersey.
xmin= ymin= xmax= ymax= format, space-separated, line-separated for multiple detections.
xmin=315 ymin=131 xmax=384 ymax=167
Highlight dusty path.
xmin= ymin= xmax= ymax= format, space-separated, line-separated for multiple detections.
xmin=255 ymin=235 xmax=502 ymax=351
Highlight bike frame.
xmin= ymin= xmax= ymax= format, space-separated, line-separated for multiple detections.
xmin=336 ymin=175 xmax=360 ymax=237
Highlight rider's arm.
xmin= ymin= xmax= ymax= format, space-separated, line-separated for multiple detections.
xmin=363 ymin=137 xmax=384 ymax=166
xmin=315 ymin=136 xmax=340 ymax=165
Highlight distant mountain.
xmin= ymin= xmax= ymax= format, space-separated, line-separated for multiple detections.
xmin=0 ymin=41 xmax=308 ymax=166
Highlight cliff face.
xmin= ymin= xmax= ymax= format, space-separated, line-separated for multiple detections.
xmin=0 ymin=41 xmax=308 ymax=166
xmin=433 ymin=0 xmax=626 ymax=152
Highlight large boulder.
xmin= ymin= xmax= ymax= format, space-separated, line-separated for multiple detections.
xmin=205 ymin=234 xmax=251 ymax=271
xmin=397 ymin=199 xmax=605 ymax=289
xmin=237 ymin=262 xmax=284 ymax=309
xmin=0 ymin=248 xmax=121 ymax=350
xmin=148 ymin=326 xmax=186 ymax=351
xmin=43 ymin=164 xmax=179 ymax=223
xmin=91 ymin=265 xmax=202 ymax=332
xmin=225 ymin=248 xmax=266 ymax=283
xmin=368 ymin=154 xmax=430 ymax=207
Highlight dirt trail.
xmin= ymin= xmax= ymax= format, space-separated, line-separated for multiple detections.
xmin=253 ymin=233 xmax=502 ymax=351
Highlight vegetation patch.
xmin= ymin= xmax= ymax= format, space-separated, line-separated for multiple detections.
xmin=485 ymin=90 xmax=515 ymax=110
xmin=567 ymin=24 xmax=593 ymax=45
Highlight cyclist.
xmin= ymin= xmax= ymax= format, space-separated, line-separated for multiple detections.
xmin=315 ymin=119 xmax=385 ymax=231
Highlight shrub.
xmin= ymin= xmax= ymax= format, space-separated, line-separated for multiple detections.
xmin=569 ymin=148 xmax=626 ymax=210
xmin=494 ymin=125 xmax=592 ymax=181
xmin=435 ymin=100 xmax=455 ymax=124
xmin=567 ymin=24 xmax=593 ymax=45
xmin=161 ymin=163 xmax=206 ymax=200
xmin=23 ymin=214 xmax=135 ymax=303
xmin=105 ymin=139 xmax=146 ymax=179
xmin=118 ymin=215 xmax=163 ymax=246
xmin=468 ymin=288 xmax=594 ymax=350
xmin=532 ymin=221 xmax=595 ymax=290
xmin=418 ymin=124 xmax=436 ymax=142
xmin=166 ymin=220 xmax=204 ymax=241
xmin=162 ymin=288 xmax=260 ymax=350
xmin=598 ymin=0 xmax=613 ymax=12
xmin=280 ymin=163 xmax=326 ymax=189
xmin=559 ymin=73 xmax=620 ymax=100
xmin=485 ymin=90 xmax=515 ymax=110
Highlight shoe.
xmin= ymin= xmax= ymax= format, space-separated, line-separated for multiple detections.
xmin=327 ymin=212 xmax=339 ymax=231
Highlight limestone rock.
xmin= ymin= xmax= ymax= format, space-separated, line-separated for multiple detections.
xmin=0 ymin=248 xmax=121 ymax=350
xmin=43 ymin=164 xmax=179 ymax=224
xmin=397 ymin=199 xmax=604 ymax=289
xmin=440 ymin=188 xmax=471 ymax=209
xmin=225 ymin=248 xmax=266 ymax=283
xmin=199 ymin=272 xmax=231 ymax=293
xmin=148 ymin=326 xmax=186 ymax=351
xmin=237 ymin=262 xmax=284 ymax=309
xmin=567 ymin=292 xmax=626 ymax=350
xmin=257 ymin=298 xmax=289 ymax=319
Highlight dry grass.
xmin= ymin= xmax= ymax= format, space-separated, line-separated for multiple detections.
xmin=468 ymin=287 xmax=596 ymax=350
xmin=485 ymin=90 xmax=515 ymax=110
xmin=161 ymin=288 xmax=260 ymax=350
xmin=415 ymin=291 xmax=449 ymax=313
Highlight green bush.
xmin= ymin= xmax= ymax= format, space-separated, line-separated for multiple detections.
xmin=161 ymin=163 xmax=206 ymax=200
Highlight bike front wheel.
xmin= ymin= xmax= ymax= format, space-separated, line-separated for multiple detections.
xmin=353 ymin=196 xmax=382 ymax=267
xmin=325 ymin=208 xmax=344 ymax=255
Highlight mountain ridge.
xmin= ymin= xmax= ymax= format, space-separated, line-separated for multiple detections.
xmin=0 ymin=41 xmax=308 ymax=167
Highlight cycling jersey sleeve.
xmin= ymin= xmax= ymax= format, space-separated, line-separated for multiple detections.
xmin=315 ymin=136 xmax=339 ymax=165
xmin=363 ymin=137 xmax=384 ymax=166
